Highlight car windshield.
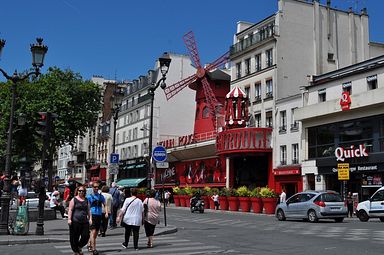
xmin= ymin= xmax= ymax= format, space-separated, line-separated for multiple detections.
xmin=321 ymin=193 xmax=343 ymax=202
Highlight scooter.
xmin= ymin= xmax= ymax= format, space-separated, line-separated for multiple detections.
xmin=190 ymin=197 xmax=204 ymax=213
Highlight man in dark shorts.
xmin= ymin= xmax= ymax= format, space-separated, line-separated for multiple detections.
xmin=86 ymin=183 xmax=108 ymax=255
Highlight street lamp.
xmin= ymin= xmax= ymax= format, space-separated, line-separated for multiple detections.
xmin=0 ymin=38 xmax=48 ymax=235
xmin=147 ymin=52 xmax=171 ymax=189
xmin=110 ymin=85 xmax=124 ymax=184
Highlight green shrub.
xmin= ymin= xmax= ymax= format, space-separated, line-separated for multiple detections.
xmin=219 ymin=187 xmax=231 ymax=197
xmin=237 ymin=186 xmax=250 ymax=197
xmin=203 ymin=186 xmax=212 ymax=196
xmin=230 ymin=188 xmax=239 ymax=197
xmin=250 ymin=187 xmax=261 ymax=198
xmin=137 ymin=187 xmax=147 ymax=194
xmin=259 ymin=186 xmax=278 ymax=198
xmin=173 ymin=186 xmax=181 ymax=195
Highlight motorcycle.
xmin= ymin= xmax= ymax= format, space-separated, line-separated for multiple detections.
xmin=190 ymin=197 xmax=204 ymax=213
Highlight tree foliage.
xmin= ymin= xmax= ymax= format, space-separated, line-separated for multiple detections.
xmin=0 ymin=67 xmax=102 ymax=169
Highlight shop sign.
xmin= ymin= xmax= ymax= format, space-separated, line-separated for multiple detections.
xmin=338 ymin=163 xmax=350 ymax=180
xmin=340 ymin=91 xmax=351 ymax=111
xmin=335 ymin=144 xmax=368 ymax=162
xmin=273 ymin=169 xmax=300 ymax=175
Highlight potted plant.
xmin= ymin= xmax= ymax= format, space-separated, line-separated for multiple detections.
xmin=227 ymin=188 xmax=239 ymax=212
xmin=184 ymin=186 xmax=195 ymax=207
xmin=178 ymin=188 xmax=186 ymax=207
xmin=250 ymin=187 xmax=263 ymax=213
xmin=260 ymin=186 xmax=279 ymax=214
xmin=173 ymin=187 xmax=181 ymax=207
xmin=218 ymin=187 xmax=230 ymax=210
xmin=237 ymin=186 xmax=251 ymax=212
xmin=137 ymin=187 xmax=147 ymax=201
xmin=202 ymin=186 xmax=212 ymax=209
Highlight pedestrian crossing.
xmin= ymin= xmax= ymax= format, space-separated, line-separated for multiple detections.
xmin=170 ymin=214 xmax=384 ymax=244
xmin=53 ymin=234 xmax=238 ymax=254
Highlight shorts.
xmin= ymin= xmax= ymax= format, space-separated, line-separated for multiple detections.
xmin=144 ymin=221 xmax=156 ymax=237
xmin=90 ymin=215 xmax=102 ymax=231
xmin=214 ymin=201 xmax=219 ymax=207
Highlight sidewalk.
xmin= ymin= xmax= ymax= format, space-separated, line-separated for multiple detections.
xmin=0 ymin=216 xmax=177 ymax=246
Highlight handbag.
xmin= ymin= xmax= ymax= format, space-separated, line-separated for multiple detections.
xmin=120 ymin=198 xmax=136 ymax=227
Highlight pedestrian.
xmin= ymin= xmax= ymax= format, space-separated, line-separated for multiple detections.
xmin=211 ymin=192 xmax=219 ymax=210
xmin=346 ymin=191 xmax=354 ymax=217
xmin=68 ymin=185 xmax=92 ymax=255
xmin=17 ymin=177 xmax=28 ymax=206
xmin=143 ymin=189 xmax=161 ymax=248
xmin=50 ymin=190 xmax=67 ymax=218
xmin=100 ymin=186 xmax=112 ymax=237
xmin=164 ymin=190 xmax=171 ymax=206
xmin=109 ymin=182 xmax=120 ymax=229
xmin=86 ymin=182 xmax=108 ymax=255
xmin=117 ymin=188 xmax=143 ymax=251
xmin=280 ymin=188 xmax=287 ymax=203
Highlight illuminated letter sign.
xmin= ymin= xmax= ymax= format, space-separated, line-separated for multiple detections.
xmin=335 ymin=144 xmax=368 ymax=162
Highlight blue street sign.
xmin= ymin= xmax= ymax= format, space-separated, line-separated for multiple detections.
xmin=110 ymin=153 xmax=119 ymax=164
xmin=152 ymin=146 xmax=167 ymax=162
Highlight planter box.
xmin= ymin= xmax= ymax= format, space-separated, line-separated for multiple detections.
xmin=202 ymin=196 xmax=210 ymax=209
xmin=173 ymin=195 xmax=181 ymax=207
xmin=185 ymin=196 xmax=191 ymax=207
xmin=262 ymin=197 xmax=279 ymax=214
xmin=179 ymin=195 xmax=186 ymax=207
xmin=250 ymin=197 xmax=263 ymax=213
xmin=209 ymin=199 xmax=215 ymax=209
xmin=227 ymin=197 xmax=239 ymax=211
xmin=238 ymin=197 xmax=251 ymax=212
xmin=219 ymin=196 xmax=228 ymax=210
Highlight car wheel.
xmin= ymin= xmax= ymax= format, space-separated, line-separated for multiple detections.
xmin=308 ymin=210 xmax=318 ymax=223
xmin=379 ymin=217 xmax=384 ymax=222
xmin=334 ymin=218 xmax=344 ymax=223
xmin=357 ymin=210 xmax=369 ymax=222
xmin=276 ymin=209 xmax=286 ymax=221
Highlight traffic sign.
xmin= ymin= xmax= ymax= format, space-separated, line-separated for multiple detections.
xmin=152 ymin=146 xmax=167 ymax=162
xmin=110 ymin=153 xmax=119 ymax=164
xmin=156 ymin=162 xmax=169 ymax=168
xmin=109 ymin=164 xmax=119 ymax=175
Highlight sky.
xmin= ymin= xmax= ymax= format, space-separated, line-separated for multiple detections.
xmin=0 ymin=0 xmax=383 ymax=82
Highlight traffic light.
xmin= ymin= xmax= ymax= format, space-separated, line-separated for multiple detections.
xmin=36 ymin=112 xmax=48 ymax=137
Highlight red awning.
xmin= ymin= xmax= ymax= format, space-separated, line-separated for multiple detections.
xmin=89 ymin=164 xmax=100 ymax=171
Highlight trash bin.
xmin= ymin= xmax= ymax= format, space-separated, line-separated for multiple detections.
xmin=13 ymin=205 xmax=29 ymax=235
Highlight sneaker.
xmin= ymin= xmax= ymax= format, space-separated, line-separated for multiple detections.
xmin=135 ymin=248 xmax=139 ymax=251
xmin=121 ymin=243 xmax=128 ymax=249
xmin=77 ymin=248 xmax=83 ymax=255
xmin=64 ymin=213 xmax=68 ymax=217
xmin=92 ymin=250 xmax=99 ymax=255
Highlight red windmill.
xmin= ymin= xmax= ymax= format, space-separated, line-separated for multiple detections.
xmin=164 ymin=31 xmax=230 ymax=135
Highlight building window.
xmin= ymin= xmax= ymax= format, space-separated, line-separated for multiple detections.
xmin=342 ymin=81 xmax=352 ymax=95
xmin=128 ymin=130 xmax=131 ymax=141
xmin=236 ymin=62 xmax=242 ymax=79
xmin=279 ymin=110 xmax=287 ymax=133
xmin=266 ymin=111 xmax=273 ymax=128
xmin=255 ymin=113 xmax=261 ymax=127
xmin=244 ymin=86 xmax=250 ymax=99
xmin=202 ymin=106 xmax=210 ymax=118
xmin=292 ymin=143 xmax=299 ymax=164
xmin=367 ymin=75 xmax=377 ymax=90
xmin=266 ymin=79 xmax=273 ymax=98
xmin=195 ymin=107 xmax=200 ymax=120
xmin=245 ymin=58 xmax=251 ymax=75
xmin=254 ymin=82 xmax=261 ymax=102
xmin=266 ymin=48 xmax=273 ymax=67
xmin=280 ymin=145 xmax=287 ymax=165
xmin=318 ymin=88 xmax=326 ymax=102
xmin=255 ymin=54 xmax=261 ymax=72
xmin=291 ymin=107 xmax=299 ymax=131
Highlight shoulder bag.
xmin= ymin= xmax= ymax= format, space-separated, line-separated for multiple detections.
xmin=120 ymin=198 xmax=136 ymax=227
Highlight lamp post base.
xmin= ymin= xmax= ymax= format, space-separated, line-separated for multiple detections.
xmin=0 ymin=193 xmax=11 ymax=235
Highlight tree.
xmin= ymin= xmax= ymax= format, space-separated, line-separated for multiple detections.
xmin=0 ymin=67 xmax=102 ymax=170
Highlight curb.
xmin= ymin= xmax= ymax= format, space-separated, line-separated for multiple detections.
xmin=155 ymin=226 xmax=178 ymax=236
xmin=0 ymin=238 xmax=68 ymax=246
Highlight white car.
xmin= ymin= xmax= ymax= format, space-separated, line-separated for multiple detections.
xmin=10 ymin=192 xmax=51 ymax=209
xmin=356 ymin=186 xmax=384 ymax=222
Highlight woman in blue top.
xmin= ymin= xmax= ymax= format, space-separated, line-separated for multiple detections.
xmin=86 ymin=183 xmax=108 ymax=255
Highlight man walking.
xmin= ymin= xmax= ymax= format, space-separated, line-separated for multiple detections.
xmin=109 ymin=182 xmax=120 ymax=229
xmin=87 ymin=182 xmax=108 ymax=255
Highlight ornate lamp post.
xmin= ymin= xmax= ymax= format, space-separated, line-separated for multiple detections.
xmin=147 ymin=52 xmax=171 ymax=189
xmin=0 ymin=38 xmax=48 ymax=235
xmin=110 ymin=86 xmax=124 ymax=184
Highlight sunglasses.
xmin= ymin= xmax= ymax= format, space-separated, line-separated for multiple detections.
xmin=78 ymin=190 xmax=85 ymax=192
xmin=93 ymin=186 xmax=99 ymax=189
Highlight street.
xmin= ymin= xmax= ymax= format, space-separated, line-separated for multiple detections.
xmin=1 ymin=206 xmax=384 ymax=254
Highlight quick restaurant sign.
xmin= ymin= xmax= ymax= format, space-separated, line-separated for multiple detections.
xmin=335 ymin=144 xmax=368 ymax=162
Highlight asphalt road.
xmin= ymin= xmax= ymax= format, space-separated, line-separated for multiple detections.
xmin=2 ymin=207 xmax=384 ymax=254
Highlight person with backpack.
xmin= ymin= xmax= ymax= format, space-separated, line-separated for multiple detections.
xmin=68 ymin=185 xmax=92 ymax=255
xmin=109 ymin=182 xmax=120 ymax=229
xmin=86 ymin=182 xmax=108 ymax=255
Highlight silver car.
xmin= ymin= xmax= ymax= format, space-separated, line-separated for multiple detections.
xmin=275 ymin=191 xmax=347 ymax=223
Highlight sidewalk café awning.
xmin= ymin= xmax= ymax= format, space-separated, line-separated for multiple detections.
xmin=116 ymin=178 xmax=147 ymax=188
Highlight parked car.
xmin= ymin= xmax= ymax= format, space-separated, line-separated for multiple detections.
xmin=10 ymin=191 xmax=51 ymax=209
xmin=275 ymin=190 xmax=347 ymax=223
xmin=356 ymin=186 xmax=384 ymax=222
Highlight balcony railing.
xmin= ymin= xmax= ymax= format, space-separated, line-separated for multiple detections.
xmin=291 ymin=122 xmax=299 ymax=131
xmin=265 ymin=92 xmax=273 ymax=99
xmin=279 ymin=126 xmax=287 ymax=133
xmin=230 ymin=23 xmax=276 ymax=56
